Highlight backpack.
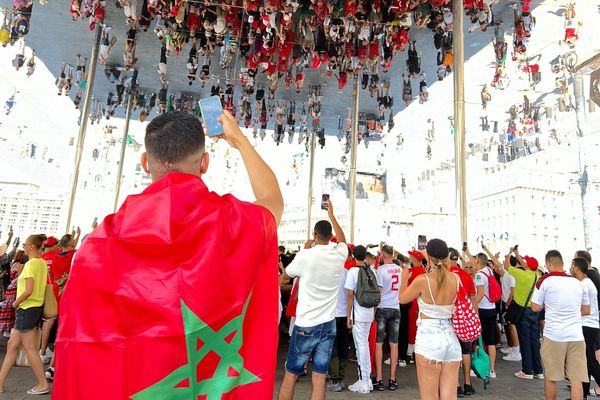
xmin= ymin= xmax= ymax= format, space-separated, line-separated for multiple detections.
xmin=356 ymin=265 xmax=381 ymax=308
xmin=471 ymin=337 xmax=491 ymax=389
xmin=481 ymin=268 xmax=502 ymax=303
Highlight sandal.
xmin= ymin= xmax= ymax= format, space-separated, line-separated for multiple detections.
xmin=27 ymin=387 xmax=50 ymax=395
xmin=514 ymin=371 xmax=533 ymax=380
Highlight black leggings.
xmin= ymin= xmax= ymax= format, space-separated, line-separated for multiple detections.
xmin=583 ymin=326 xmax=600 ymax=395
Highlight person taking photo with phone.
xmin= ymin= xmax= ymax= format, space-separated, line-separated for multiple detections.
xmin=53 ymin=110 xmax=284 ymax=399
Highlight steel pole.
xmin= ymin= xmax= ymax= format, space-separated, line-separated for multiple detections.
xmin=573 ymin=72 xmax=586 ymax=137
xmin=113 ymin=92 xmax=133 ymax=212
xmin=453 ymin=0 xmax=467 ymax=243
xmin=349 ymin=77 xmax=359 ymax=243
xmin=306 ymin=129 xmax=317 ymax=241
xmin=65 ymin=25 xmax=102 ymax=232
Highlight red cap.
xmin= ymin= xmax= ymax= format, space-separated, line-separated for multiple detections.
xmin=408 ymin=250 xmax=424 ymax=262
xmin=524 ymin=256 xmax=539 ymax=270
xmin=331 ymin=236 xmax=338 ymax=243
xmin=347 ymin=244 xmax=355 ymax=251
xmin=44 ymin=236 xmax=58 ymax=247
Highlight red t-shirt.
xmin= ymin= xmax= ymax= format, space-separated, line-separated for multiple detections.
xmin=450 ymin=265 xmax=476 ymax=297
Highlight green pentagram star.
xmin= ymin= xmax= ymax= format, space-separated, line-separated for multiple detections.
xmin=131 ymin=296 xmax=260 ymax=400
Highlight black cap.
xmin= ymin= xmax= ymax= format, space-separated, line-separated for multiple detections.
xmin=448 ymin=247 xmax=459 ymax=261
xmin=426 ymin=238 xmax=449 ymax=260
xmin=353 ymin=245 xmax=367 ymax=261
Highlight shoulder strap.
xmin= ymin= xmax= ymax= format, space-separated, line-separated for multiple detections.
xmin=524 ymin=273 xmax=538 ymax=307
xmin=424 ymin=274 xmax=436 ymax=305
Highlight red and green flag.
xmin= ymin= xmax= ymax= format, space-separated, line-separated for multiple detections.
xmin=53 ymin=173 xmax=279 ymax=399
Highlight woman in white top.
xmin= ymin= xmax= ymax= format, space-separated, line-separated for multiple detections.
xmin=400 ymin=239 xmax=462 ymax=400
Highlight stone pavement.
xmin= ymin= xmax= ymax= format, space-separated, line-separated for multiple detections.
xmin=0 ymin=336 xmax=576 ymax=399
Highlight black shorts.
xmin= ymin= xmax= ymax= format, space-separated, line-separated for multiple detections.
xmin=460 ymin=340 xmax=473 ymax=355
xmin=479 ymin=308 xmax=498 ymax=345
xmin=15 ymin=306 xmax=42 ymax=332
xmin=375 ymin=308 xmax=400 ymax=344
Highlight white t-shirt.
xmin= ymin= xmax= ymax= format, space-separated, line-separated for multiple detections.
xmin=475 ymin=267 xmax=497 ymax=310
xmin=335 ymin=268 xmax=349 ymax=318
xmin=285 ymin=243 xmax=347 ymax=327
xmin=345 ymin=265 xmax=378 ymax=323
xmin=531 ymin=274 xmax=590 ymax=342
xmin=581 ymin=278 xmax=599 ymax=329
xmin=501 ymin=270 xmax=516 ymax=303
xmin=377 ymin=263 xmax=402 ymax=310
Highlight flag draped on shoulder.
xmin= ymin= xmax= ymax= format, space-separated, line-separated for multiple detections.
xmin=53 ymin=173 xmax=279 ymax=400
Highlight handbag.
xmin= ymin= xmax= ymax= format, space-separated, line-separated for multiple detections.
xmin=452 ymin=277 xmax=482 ymax=342
xmin=471 ymin=337 xmax=491 ymax=389
xmin=43 ymin=284 xmax=58 ymax=319
xmin=504 ymin=274 xmax=537 ymax=325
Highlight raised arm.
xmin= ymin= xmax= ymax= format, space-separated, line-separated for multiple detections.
xmin=218 ymin=110 xmax=284 ymax=225
xmin=482 ymin=244 xmax=502 ymax=269
xmin=327 ymin=200 xmax=346 ymax=244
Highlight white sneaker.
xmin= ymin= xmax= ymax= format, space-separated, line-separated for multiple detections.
xmin=398 ymin=360 xmax=407 ymax=367
xmin=490 ymin=371 xmax=497 ymax=378
xmin=367 ymin=380 xmax=373 ymax=391
xmin=499 ymin=346 xmax=511 ymax=354
xmin=470 ymin=370 xmax=477 ymax=377
xmin=348 ymin=380 xmax=370 ymax=394
xmin=533 ymin=373 xmax=544 ymax=380
xmin=503 ymin=351 xmax=522 ymax=362
xmin=2 ymin=331 xmax=10 ymax=338
xmin=384 ymin=357 xmax=391 ymax=365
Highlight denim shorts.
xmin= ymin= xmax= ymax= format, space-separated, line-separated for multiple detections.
xmin=414 ymin=319 xmax=462 ymax=363
xmin=375 ymin=308 xmax=400 ymax=344
xmin=14 ymin=306 xmax=43 ymax=332
xmin=285 ymin=320 xmax=336 ymax=375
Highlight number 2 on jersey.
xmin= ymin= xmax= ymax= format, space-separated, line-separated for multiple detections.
xmin=391 ymin=274 xmax=399 ymax=291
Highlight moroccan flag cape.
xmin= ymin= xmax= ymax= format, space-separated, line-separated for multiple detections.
xmin=53 ymin=172 xmax=279 ymax=400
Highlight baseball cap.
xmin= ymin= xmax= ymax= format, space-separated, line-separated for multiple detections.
xmin=43 ymin=236 xmax=58 ymax=247
xmin=523 ymin=256 xmax=539 ymax=271
xmin=408 ymin=250 xmax=424 ymax=262
xmin=353 ymin=245 xmax=367 ymax=261
xmin=426 ymin=238 xmax=449 ymax=260
xmin=448 ymin=247 xmax=460 ymax=261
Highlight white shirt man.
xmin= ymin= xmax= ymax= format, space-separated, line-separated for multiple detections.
xmin=531 ymin=250 xmax=590 ymax=400
xmin=344 ymin=245 xmax=378 ymax=394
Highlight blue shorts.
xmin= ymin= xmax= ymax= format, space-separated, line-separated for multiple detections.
xmin=285 ymin=320 xmax=336 ymax=375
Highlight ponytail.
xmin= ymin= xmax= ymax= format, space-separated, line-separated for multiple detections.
xmin=429 ymin=256 xmax=449 ymax=288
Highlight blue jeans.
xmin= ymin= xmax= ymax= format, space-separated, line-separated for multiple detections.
xmin=285 ymin=320 xmax=337 ymax=375
xmin=517 ymin=307 xmax=543 ymax=375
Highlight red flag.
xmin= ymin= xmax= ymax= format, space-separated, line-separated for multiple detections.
xmin=53 ymin=173 xmax=279 ymax=400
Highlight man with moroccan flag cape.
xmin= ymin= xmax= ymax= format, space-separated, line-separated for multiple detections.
xmin=53 ymin=110 xmax=284 ymax=400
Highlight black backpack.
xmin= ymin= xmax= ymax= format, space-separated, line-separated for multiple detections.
xmin=356 ymin=265 xmax=381 ymax=308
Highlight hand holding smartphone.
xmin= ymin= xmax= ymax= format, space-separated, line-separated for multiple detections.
xmin=417 ymin=235 xmax=427 ymax=251
xmin=199 ymin=96 xmax=224 ymax=138
xmin=321 ymin=194 xmax=330 ymax=210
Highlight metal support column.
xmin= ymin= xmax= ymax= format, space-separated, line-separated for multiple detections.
xmin=349 ymin=77 xmax=360 ymax=243
xmin=113 ymin=92 xmax=133 ymax=212
xmin=65 ymin=25 xmax=102 ymax=232
xmin=453 ymin=0 xmax=467 ymax=243
xmin=306 ymin=129 xmax=317 ymax=240
xmin=573 ymin=72 xmax=586 ymax=137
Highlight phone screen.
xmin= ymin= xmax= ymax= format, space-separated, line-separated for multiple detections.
xmin=321 ymin=194 xmax=330 ymax=210
xmin=199 ymin=96 xmax=224 ymax=137
xmin=417 ymin=235 xmax=427 ymax=251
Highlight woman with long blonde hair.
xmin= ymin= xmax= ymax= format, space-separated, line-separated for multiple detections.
xmin=400 ymin=238 xmax=462 ymax=400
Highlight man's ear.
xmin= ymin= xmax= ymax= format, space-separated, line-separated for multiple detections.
xmin=141 ymin=152 xmax=149 ymax=174
xmin=199 ymin=152 xmax=209 ymax=175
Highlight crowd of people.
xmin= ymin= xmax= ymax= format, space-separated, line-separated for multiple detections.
xmin=277 ymin=217 xmax=599 ymax=400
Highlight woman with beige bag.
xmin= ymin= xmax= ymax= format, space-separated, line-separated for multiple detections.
xmin=0 ymin=235 xmax=49 ymax=395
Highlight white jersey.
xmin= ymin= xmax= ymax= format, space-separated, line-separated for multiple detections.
xmin=376 ymin=263 xmax=402 ymax=310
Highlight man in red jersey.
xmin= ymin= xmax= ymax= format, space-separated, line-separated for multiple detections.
xmin=449 ymin=247 xmax=476 ymax=397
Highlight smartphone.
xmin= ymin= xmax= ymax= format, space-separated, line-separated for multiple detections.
xmin=462 ymin=241 xmax=468 ymax=252
xmin=321 ymin=194 xmax=330 ymax=210
xmin=514 ymin=244 xmax=519 ymax=251
xmin=417 ymin=235 xmax=427 ymax=251
xmin=199 ymin=96 xmax=224 ymax=137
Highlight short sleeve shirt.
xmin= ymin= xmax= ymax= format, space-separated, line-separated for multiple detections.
xmin=376 ymin=264 xmax=402 ymax=310
xmin=345 ymin=266 xmax=376 ymax=323
xmin=285 ymin=243 xmax=347 ymax=327
xmin=531 ymin=274 xmax=589 ymax=342
xmin=475 ymin=267 xmax=496 ymax=309
xmin=17 ymin=258 xmax=48 ymax=309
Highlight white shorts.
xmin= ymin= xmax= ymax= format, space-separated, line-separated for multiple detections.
xmin=415 ymin=319 xmax=462 ymax=363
